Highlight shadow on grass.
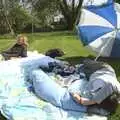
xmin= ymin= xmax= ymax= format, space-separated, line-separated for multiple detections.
xmin=61 ymin=55 xmax=95 ymax=65
xmin=62 ymin=55 xmax=120 ymax=64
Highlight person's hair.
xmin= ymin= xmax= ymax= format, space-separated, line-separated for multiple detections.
xmin=82 ymin=59 xmax=108 ymax=80
xmin=98 ymin=95 xmax=118 ymax=114
xmin=87 ymin=95 xmax=118 ymax=116
xmin=16 ymin=34 xmax=28 ymax=47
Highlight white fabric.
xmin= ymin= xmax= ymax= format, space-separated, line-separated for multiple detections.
xmin=114 ymin=3 xmax=120 ymax=29
xmin=82 ymin=0 xmax=108 ymax=7
xmin=116 ymin=12 xmax=120 ymax=29
xmin=86 ymin=31 xmax=116 ymax=56
xmin=79 ymin=9 xmax=114 ymax=28
xmin=115 ymin=2 xmax=120 ymax=13
xmin=0 ymin=52 xmax=108 ymax=120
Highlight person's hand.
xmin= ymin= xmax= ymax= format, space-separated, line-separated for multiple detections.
xmin=70 ymin=92 xmax=81 ymax=104
xmin=71 ymin=92 xmax=97 ymax=105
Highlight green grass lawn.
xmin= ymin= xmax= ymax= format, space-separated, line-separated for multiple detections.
xmin=0 ymin=31 xmax=120 ymax=120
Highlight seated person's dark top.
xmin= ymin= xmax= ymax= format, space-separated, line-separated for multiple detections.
xmin=1 ymin=43 xmax=27 ymax=60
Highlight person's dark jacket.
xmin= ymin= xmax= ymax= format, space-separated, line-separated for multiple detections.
xmin=1 ymin=43 xmax=27 ymax=60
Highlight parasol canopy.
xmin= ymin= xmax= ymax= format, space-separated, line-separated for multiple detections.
xmin=77 ymin=0 xmax=120 ymax=58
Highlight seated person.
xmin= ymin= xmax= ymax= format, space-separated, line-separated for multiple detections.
xmin=1 ymin=34 xmax=28 ymax=60
xmin=31 ymin=59 xmax=120 ymax=115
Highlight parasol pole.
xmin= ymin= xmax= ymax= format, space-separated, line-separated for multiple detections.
xmin=94 ymin=36 xmax=114 ymax=61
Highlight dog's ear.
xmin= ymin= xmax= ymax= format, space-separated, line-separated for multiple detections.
xmin=56 ymin=48 xmax=65 ymax=56
xmin=45 ymin=51 xmax=50 ymax=56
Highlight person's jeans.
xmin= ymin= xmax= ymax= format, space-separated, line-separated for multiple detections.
xmin=31 ymin=69 xmax=87 ymax=112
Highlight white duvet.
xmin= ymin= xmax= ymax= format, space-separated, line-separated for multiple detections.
xmin=0 ymin=52 xmax=107 ymax=120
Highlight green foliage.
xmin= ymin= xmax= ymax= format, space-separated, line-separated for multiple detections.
xmin=9 ymin=5 xmax=32 ymax=33
xmin=30 ymin=0 xmax=60 ymax=27
xmin=0 ymin=0 xmax=33 ymax=34
xmin=0 ymin=0 xmax=83 ymax=33
xmin=115 ymin=0 xmax=120 ymax=3
xmin=28 ymin=0 xmax=82 ymax=30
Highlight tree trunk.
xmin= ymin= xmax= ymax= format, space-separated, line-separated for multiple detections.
xmin=74 ymin=0 xmax=83 ymax=26
xmin=2 ymin=0 xmax=15 ymax=35
xmin=58 ymin=0 xmax=83 ymax=30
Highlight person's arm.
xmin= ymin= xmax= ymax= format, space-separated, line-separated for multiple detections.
xmin=72 ymin=93 xmax=96 ymax=105
xmin=20 ymin=46 xmax=27 ymax=57
xmin=2 ymin=44 xmax=16 ymax=54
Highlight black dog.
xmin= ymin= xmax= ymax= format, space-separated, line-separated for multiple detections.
xmin=45 ymin=48 xmax=65 ymax=58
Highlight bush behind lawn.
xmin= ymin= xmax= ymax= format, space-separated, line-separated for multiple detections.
xmin=0 ymin=31 xmax=120 ymax=120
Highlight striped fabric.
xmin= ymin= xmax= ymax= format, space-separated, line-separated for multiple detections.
xmin=77 ymin=0 xmax=120 ymax=57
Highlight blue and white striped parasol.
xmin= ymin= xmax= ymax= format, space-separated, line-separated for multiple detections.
xmin=77 ymin=0 xmax=120 ymax=58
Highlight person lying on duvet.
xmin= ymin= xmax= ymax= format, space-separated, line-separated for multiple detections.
xmin=71 ymin=59 xmax=120 ymax=114
xmin=31 ymin=59 xmax=120 ymax=115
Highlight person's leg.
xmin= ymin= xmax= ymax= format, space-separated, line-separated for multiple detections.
xmin=31 ymin=69 xmax=66 ymax=107
xmin=31 ymin=69 xmax=87 ymax=112
xmin=1 ymin=53 xmax=10 ymax=60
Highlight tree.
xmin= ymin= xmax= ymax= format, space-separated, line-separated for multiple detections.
xmin=27 ymin=0 xmax=83 ymax=30
xmin=9 ymin=5 xmax=32 ymax=34
xmin=0 ymin=0 xmax=33 ymax=34
xmin=0 ymin=0 xmax=14 ymax=34
xmin=58 ymin=0 xmax=83 ymax=30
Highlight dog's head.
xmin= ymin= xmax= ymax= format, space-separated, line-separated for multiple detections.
xmin=45 ymin=48 xmax=65 ymax=58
